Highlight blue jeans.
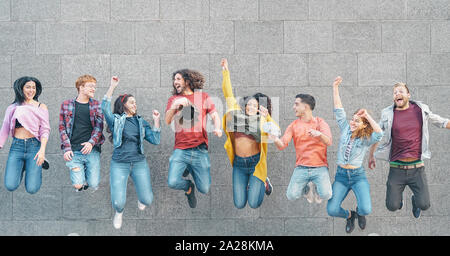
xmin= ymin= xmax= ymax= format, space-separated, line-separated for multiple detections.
xmin=167 ymin=144 xmax=211 ymax=194
xmin=233 ymin=154 xmax=265 ymax=209
xmin=4 ymin=137 xmax=42 ymax=194
xmin=66 ymin=150 xmax=101 ymax=189
xmin=110 ymin=159 xmax=154 ymax=213
xmin=286 ymin=165 xmax=332 ymax=201
xmin=327 ymin=166 xmax=372 ymax=219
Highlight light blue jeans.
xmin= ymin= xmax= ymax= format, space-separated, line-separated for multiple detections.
xmin=66 ymin=150 xmax=101 ymax=189
xmin=110 ymin=159 xmax=154 ymax=213
xmin=232 ymin=154 xmax=265 ymax=209
xmin=286 ymin=165 xmax=332 ymax=201
xmin=167 ymin=143 xmax=211 ymax=194
xmin=327 ymin=166 xmax=372 ymax=219
xmin=4 ymin=137 xmax=42 ymax=194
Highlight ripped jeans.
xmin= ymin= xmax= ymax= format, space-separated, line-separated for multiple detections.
xmin=66 ymin=150 xmax=101 ymax=189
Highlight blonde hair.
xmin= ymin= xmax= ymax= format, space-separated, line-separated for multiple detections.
xmin=351 ymin=109 xmax=374 ymax=140
xmin=75 ymin=74 xmax=97 ymax=92
xmin=393 ymin=82 xmax=409 ymax=93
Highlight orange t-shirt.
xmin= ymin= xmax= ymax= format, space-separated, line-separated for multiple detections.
xmin=280 ymin=117 xmax=332 ymax=167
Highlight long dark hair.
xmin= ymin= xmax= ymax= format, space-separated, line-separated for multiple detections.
xmin=106 ymin=94 xmax=135 ymax=142
xmin=241 ymin=92 xmax=272 ymax=116
xmin=12 ymin=76 xmax=42 ymax=104
xmin=172 ymin=69 xmax=205 ymax=95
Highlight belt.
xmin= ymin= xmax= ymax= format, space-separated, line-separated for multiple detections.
xmin=390 ymin=162 xmax=424 ymax=169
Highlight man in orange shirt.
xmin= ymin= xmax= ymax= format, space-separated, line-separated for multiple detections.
xmin=270 ymin=94 xmax=333 ymax=204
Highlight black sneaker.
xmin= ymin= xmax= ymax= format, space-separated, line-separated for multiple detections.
xmin=346 ymin=210 xmax=357 ymax=234
xmin=83 ymin=184 xmax=89 ymax=190
xmin=265 ymin=177 xmax=273 ymax=196
xmin=357 ymin=212 xmax=366 ymax=230
xmin=411 ymin=195 xmax=421 ymax=218
xmin=182 ymin=169 xmax=190 ymax=177
xmin=185 ymin=181 xmax=197 ymax=208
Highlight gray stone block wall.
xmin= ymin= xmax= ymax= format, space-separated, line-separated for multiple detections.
xmin=0 ymin=0 xmax=449 ymax=236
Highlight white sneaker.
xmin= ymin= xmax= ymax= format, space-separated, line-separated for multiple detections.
xmin=137 ymin=200 xmax=146 ymax=211
xmin=113 ymin=211 xmax=123 ymax=229
xmin=303 ymin=183 xmax=314 ymax=204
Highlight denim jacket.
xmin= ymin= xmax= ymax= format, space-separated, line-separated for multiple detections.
xmin=374 ymin=101 xmax=449 ymax=161
xmin=335 ymin=108 xmax=383 ymax=167
xmin=101 ymin=96 xmax=160 ymax=154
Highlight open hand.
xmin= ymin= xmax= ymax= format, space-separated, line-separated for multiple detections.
xmin=80 ymin=142 xmax=93 ymax=155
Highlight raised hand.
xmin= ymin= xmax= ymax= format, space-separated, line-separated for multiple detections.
xmin=221 ymin=58 xmax=229 ymax=70
xmin=356 ymin=108 xmax=369 ymax=119
xmin=258 ymin=105 xmax=269 ymax=117
xmin=111 ymin=76 xmax=119 ymax=87
xmin=333 ymin=76 xmax=342 ymax=87
xmin=152 ymin=110 xmax=160 ymax=121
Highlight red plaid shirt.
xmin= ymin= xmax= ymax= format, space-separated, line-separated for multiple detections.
xmin=59 ymin=98 xmax=105 ymax=152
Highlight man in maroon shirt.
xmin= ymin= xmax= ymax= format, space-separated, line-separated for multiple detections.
xmin=165 ymin=69 xmax=222 ymax=208
xmin=368 ymin=83 xmax=450 ymax=218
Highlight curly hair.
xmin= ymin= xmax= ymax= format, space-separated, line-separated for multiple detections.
xmin=351 ymin=109 xmax=374 ymax=140
xmin=172 ymin=69 xmax=205 ymax=95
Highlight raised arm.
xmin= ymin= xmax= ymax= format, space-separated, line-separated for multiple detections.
xmin=221 ymin=58 xmax=240 ymax=112
xmin=333 ymin=76 xmax=343 ymax=109
xmin=102 ymin=76 xmax=119 ymax=128
xmin=357 ymin=109 xmax=382 ymax=133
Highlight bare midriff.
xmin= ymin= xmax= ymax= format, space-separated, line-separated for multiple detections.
xmin=234 ymin=134 xmax=260 ymax=157
xmin=339 ymin=164 xmax=359 ymax=169
xmin=14 ymin=127 xmax=35 ymax=139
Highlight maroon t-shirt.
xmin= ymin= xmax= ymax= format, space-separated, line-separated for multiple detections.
xmin=390 ymin=102 xmax=423 ymax=161
xmin=165 ymin=92 xmax=216 ymax=150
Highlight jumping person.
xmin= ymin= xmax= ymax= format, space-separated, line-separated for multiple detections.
xmin=270 ymin=93 xmax=333 ymax=204
xmin=326 ymin=76 xmax=383 ymax=233
xmin=0 ymin=76 xmax=50 ymax=194
xmin=368 ymin=82 xmax=450 ymax=218
xmin=102 ymin=76 xmax=161 ymax=229
xmin=59 ymin=75 xmax=105 ymax=192
xmin=165 ymin=69 xmax=222 ymax=208
xmin=220 ymin=58 xmax=277 ymax=209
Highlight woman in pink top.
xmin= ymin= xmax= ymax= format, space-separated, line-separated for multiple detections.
xmin=0 ymin=76 xmax=50 ymax=194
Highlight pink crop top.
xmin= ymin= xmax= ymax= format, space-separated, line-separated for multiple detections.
xmin=0 ymin=103 xmax=50 ymax=148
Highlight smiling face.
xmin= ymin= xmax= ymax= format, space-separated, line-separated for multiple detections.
xmin=350 ymin=114 xmax=365 ymax=132
xmin=23 ymin=81 xmax=36 ymax=101
xmin=79 ymin=81 xmax=96 ymax=99
xmin=124 ymin=96 xmax=137 ymax=116
xmin=393 ymin=84 xmax=410 ymax=110
xmin=245 ymin=98 xmax=259 ymax=116
xmin=173 ymin=73 xmax=188 ymax=95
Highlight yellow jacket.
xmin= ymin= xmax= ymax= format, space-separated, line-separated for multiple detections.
xmin=221 ymin=69 xmax=278 ymax=182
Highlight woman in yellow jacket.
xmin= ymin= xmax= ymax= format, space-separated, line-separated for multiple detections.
xmin=220 ymin=58 xmax=279 ymax=209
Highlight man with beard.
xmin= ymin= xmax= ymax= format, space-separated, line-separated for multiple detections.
xmin=165 ymin=69 xmax=222 ymax=208
xmin=368 ymin=83 xmax=450 ymax=218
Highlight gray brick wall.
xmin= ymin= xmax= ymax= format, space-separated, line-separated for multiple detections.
xmin=0 ymin=0 xmax=449 ymax=236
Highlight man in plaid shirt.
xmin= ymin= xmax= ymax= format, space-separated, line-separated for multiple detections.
xmin=59 ymin=74 xmax=105 ymax=192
